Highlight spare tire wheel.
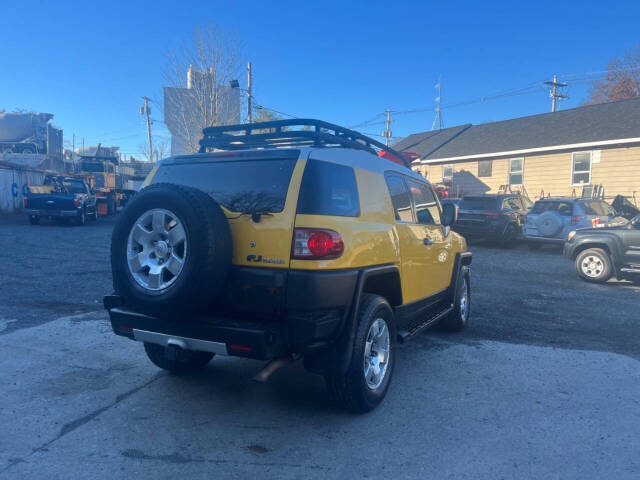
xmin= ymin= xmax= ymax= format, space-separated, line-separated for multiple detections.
xmin=110 ymin=183 xmax=232 ymax=317
xmin=535 ymin=211 xmax=563 ymax=237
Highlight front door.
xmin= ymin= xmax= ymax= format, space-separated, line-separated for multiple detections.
xmin=406 ymin=179 xmax=453 ymax=295
xmin=621 ymin=221 xmax=640 ymax=265
xmin=385 ymin=174 xmax=452 ymax=305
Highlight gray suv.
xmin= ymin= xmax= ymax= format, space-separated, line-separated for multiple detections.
xmin=524 ymin=198 xmax=616 ymax=248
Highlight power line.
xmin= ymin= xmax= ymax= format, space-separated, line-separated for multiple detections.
xmin=544 ymin=74 xmax=568 ymax=112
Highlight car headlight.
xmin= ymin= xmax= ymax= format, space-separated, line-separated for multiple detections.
xmin=567 ymin=231 xmax=576 ymax=242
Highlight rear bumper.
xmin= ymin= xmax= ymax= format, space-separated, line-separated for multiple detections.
xmin=105 ymin=267 xmax=360 ymax=360
xmin=25 ymin=208 xmax=80 ymax=217
xmin=107 ymin=302 xmax=288 ymax=360
xmin=454 ymin=223 xmax=507 ymax=239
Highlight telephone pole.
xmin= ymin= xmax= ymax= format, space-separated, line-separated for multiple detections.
xmin=544 ymin=75 xmax=568 ymax=112
xmin=247 ymin=61 xmax=253 ymax=123
xmin=431 ymin=76 xmax=443 ymax=131
xmin=382 ymin=109 xmax=392 ymax=146
xmin=141 ymin=97 xmax=153 ymax=162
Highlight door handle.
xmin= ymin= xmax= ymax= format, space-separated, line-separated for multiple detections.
xmin=423 ymin=237 xmax=434 ymax=246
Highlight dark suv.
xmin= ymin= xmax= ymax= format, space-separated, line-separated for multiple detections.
xmin=454 ymin=194 xmax=532 ymax=247
xmin=564 ymin=214 xmax=640 ymax=283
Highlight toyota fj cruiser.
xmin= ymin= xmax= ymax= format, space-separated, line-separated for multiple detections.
xmin=104 ymin=119 xmax=471 ymax=413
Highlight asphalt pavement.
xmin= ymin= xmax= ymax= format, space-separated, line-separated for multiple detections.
xmin=1 ymin=214 xmax=638 ymax=479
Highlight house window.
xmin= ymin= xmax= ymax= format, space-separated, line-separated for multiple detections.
xmin=508 ymin=158 xmax=524 ymax=185
xmin=442 ymin=165 xmax=454 ymax=183
xmin=572 ymin=152 xmax=591 ymax=186
xmin=478 ymin=160 xmax=492 ymax=177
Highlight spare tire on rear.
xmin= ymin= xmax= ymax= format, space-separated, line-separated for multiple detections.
xmin=535 ymin=211 xmax=563 ymax=237
xmin=110 ymin=183 xmax=232 ymax=318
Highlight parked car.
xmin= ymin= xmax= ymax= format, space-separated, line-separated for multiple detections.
xmin=104 ymin=119 xmax=472 ymax=413
xmin=564 ymin=214 xmax=640 ymax=283
xmin=454 ymin=194 xmax=532 ymax=247
xmin=524 ymin=198 xmax=617 ymax=249
xmin=24 ymin=175 xmax=98 ymax=226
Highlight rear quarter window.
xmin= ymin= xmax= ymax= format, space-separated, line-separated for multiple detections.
xmin=297 ymin=159 xmax=360 ymax=217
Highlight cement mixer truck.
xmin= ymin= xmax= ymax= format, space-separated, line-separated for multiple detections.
xmin=0 ymin=112 xmax=62 ymax=155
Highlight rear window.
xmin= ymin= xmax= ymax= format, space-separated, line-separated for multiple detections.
xmin=63 ymin=179 xmax=86 ymax=194
xmin=531 ymin=201 xmax=574 ymax=216
xmin=153 ymin=158 xmax=296 ymax=213
xmin=582 ymin=201 xmax=615 ymax=216
xmin=459 ymin=197 xmax=497 ymax=211
xmin=297 ymin=159 xmax=360 ymax=217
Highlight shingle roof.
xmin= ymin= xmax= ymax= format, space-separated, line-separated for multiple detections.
xmin=393 ymin=97 xmax=640 ymax=162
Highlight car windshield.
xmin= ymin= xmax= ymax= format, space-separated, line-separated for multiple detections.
xmin=459 ymin=197 xmax=497 ymax=210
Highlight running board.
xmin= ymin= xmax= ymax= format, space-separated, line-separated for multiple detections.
xmin=397 ymin=305 xmax=454 ymax=343
xmin=620 ymin=267 xmax=640 ymax=274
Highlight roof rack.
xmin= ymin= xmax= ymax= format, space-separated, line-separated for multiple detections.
xmin=198 ymin=119 xmax=410 ymax=168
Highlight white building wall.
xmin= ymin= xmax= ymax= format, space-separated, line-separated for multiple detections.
xmin=0 ymin=166 xmax=45 ymax=214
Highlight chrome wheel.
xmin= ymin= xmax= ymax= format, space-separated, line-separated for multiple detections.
xmin=459 ymin=277 xmax=469 ymax=321
xmin=126 ymin=208 xmax=187 ymax=291
xmin=363 ymin=318 xmax=390 ymax=390
xmin=581 ymin=255 xmax=604 ymax=278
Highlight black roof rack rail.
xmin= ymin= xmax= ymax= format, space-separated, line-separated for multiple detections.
xmin=198 ymin=118 xmax=410 ymax=168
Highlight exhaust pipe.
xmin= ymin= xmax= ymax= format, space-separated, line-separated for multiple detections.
xmin=252 ymin=355 xmax=298 ymax=383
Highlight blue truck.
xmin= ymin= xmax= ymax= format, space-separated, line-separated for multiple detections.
xmin=24 ymin=175 xmax=97 ymax=225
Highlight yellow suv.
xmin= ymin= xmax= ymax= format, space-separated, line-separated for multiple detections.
xmin=105 ymin=120 xmax=471 ymax=413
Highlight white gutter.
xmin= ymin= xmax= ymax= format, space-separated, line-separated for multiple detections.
xmin=418 ymin=137 xmax=640 ymax=164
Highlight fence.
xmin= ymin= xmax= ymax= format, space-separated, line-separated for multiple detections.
xmin=0 ymin=164 xmax=45 ymax=214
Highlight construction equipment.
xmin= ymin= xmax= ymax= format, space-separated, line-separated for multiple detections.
xmin=0 ymin=112 xmax=62 ymax=155
xmin=77 ymin=144 xmax=135 ymax=216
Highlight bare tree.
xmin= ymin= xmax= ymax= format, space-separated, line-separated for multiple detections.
xmin=586 ymin=45 xmax=640 ymax=105
xmin=138 ymin=138 xmax=169 ymax=162
xmin=163 ymin=25 xmax=243 ymax=153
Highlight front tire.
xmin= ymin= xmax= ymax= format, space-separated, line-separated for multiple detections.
xmin=143 ymin=343 xmax=214 ymax=374
xmin=575 ymin=248 xmax=612 ymax=283
xmin=441 ymin=267 xmax=470 ymax=331
xmin=325 ymin=294 xmax=396 ymax=413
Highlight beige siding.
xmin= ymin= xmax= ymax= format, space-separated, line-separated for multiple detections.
xmin=419 ymin=145 xmax=640 ymax=201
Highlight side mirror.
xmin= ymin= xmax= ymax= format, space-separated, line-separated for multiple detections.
xmin=442 ymin=203 xmax=458 ymax=227
xmin=632 ymin=216 xmax=640 ymax=228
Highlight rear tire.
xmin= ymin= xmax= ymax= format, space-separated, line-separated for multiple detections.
xmin=325 ymin=294 xmax=396 ymax=413
xmin=28 ymin=215 xmax=40 ymax=225
xmin=575 ymin=248 xmax=612 ymax=283
xmin=75 ymin=209 xmax=86 ymax=226
xmin=440 ymin=267 xmax=470 ymax=331
xmin=143 ymin=343 xmax=214 ymax=374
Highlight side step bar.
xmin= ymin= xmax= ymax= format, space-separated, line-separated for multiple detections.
xmin=397 ymin=305 xmax=453 ymax=343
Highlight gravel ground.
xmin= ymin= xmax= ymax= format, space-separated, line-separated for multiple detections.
xmin=0 ymin=214 xmax=638 ymax=478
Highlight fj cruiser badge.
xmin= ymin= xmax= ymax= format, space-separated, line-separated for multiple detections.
xmin=246 ymin=254 xmax=285 ymax=265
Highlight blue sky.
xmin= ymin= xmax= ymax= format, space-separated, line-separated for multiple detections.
xmin=1 ymin=0 xmax=638 ymax=158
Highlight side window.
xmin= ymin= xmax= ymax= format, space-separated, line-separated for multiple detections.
xmin=297 ymin=159 xmax=360 ymax=217
xmin=407 ymin=179 xmax=441 ymax=225
xmin=385 ymin=175 xmax=413 ymax=222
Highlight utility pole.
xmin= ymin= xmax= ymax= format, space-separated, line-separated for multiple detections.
xmin=141 ymin=97 xmax=153 ymax=162
xmin=247 ymin=61 xmax=253 ymax=123
xmin=544 ymin=75 xmax=568 ymax=112
xmin=431 ymin=76 xmax=443 ymax=131
xmin=72 ymin=134 xmax=75 ymax=172
xmin=382 ymin=109 xmax=392 ymax=146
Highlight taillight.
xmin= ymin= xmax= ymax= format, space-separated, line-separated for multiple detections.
xmin=483 ymin=211 xmax=500 ymax=216
xmin=73 ymin=196 xmax=80 ymax=207
xmin=292 ymin=228 xmax=344 ymax=259
xmin=23 ymin=198 xmax=28 ymax=208
xmin=571 ymin=215 xmax=582 ymax=225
